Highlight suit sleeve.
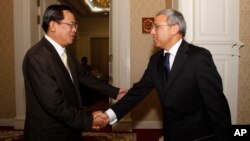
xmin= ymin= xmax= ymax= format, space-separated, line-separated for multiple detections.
xmin=24 ymin=54 xmax=93 ymax=131
xmin=195 ymin=49 xmax=231 ymax=141
xmin=110 ymin=58 xmax=155 ymax=120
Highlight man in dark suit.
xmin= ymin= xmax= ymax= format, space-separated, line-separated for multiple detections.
xmin=22 ymin=4 xmax=126 ymax=141
xmin=95 ymin=9 xmax=232 ymax=141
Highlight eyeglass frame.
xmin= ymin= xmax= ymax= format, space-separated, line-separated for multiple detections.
xmin=57 ymin=21 xmax=78 ymax=30
xmin=151 ymin=24 xmax=175 ymax=31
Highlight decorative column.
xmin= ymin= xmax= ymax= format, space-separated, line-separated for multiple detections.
xmin=110 ymin=0 xmax=133 ymax=132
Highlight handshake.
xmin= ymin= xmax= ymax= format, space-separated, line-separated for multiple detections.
xmin=92 ymin=111 xmax=110 ymax=130
xmin=90 ymin=88 xmax=128 ymax=130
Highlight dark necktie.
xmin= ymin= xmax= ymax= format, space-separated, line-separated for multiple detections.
xmin=164 ymin=53 xmax=170 ymax=79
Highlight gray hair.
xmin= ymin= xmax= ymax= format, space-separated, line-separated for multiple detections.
xmin=156 ymin=9 xmax=186 ymax=37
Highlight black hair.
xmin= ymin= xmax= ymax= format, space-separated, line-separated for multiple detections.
xmin=81 ymin=57 xmax=88 ymax=63
xmin=42 ymin=4 xmax=73 ymax=33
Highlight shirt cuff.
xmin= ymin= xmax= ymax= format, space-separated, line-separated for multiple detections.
xmin=105 ymin=109 xmax=117 ymax=125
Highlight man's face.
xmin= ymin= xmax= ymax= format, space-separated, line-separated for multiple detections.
xmin=52 ymin=10 xmax=77 ymax=47
xmin=150 ymin=15 xmax=174 ymax=50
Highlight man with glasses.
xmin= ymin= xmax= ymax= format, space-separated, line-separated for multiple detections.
xmin=96 ymin=9 xmax=232 ymax=141
xmin=22 ymin=4 xmax=127 ymax=141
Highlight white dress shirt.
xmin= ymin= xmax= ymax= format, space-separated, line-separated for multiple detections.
xmin=45 ymin=35 xmax=65 ymax=57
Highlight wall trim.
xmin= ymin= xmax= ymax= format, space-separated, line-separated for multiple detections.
xmin=112 ymin=121 xmax=133 ymax=132
xmin=13 ymin=118 xmax=25 ymax=129
xmin=133 ymin=121 xmax=163 ymax=129
xmin=0 ymin=119 xmax=14 ymax=127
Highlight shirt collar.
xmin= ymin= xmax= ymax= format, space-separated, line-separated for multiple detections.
xmin=45 ymin=34 xmax=65 ymax=56
xmin=164 ymin=39 xmax=182 ymax=56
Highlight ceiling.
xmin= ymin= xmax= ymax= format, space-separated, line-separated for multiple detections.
xmin=59 ymin=0 xmax=109 ymax=18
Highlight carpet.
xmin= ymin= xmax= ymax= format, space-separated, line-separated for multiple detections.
xmin=0 ymin=131 xmax=136 ymax=141
xmin=0 ymin=130 xmax=23 ymax=141
xmin=82 ymin=132 xmax=136 ymax=141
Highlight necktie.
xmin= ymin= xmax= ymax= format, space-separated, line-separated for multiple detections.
xmin=61 ymin=49 xmax=73 ymax=80
xmin=164 ymin=53 xmax=170 ymax=79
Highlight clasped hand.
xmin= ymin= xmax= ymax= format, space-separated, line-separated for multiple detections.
xmin=92 ymin=88 xmax=128 ymax=130
xmin=92 ymin=111 xmax=109 ymax=130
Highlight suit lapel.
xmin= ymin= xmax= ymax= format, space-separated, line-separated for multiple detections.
xmin=66 ymin=52 xmax=83 ymax=107
xmin=166 ymin=40 xmax=189 ymax=89
xmin=67 ymin=53 xmax=80 ymax=88
xmin=67 ymin=54 xmax=77 ymax=84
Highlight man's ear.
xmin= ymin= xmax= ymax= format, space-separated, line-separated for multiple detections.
xmin=171 ymin=24 xmax=180 ymax=35
xmin=49 ymin=21 xmax=57 ymax=32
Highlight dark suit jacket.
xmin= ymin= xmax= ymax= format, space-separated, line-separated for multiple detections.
xmin=22 ymin=37 xmax=119 ymax=141
xmin=111 ymin=40 xmax=231 ymax=141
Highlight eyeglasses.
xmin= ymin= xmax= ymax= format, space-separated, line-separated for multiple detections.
xmin=151 ymin=24 xmax=168 ymax=30
xmin=58 ymin=22 xmax=78 ymax=30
